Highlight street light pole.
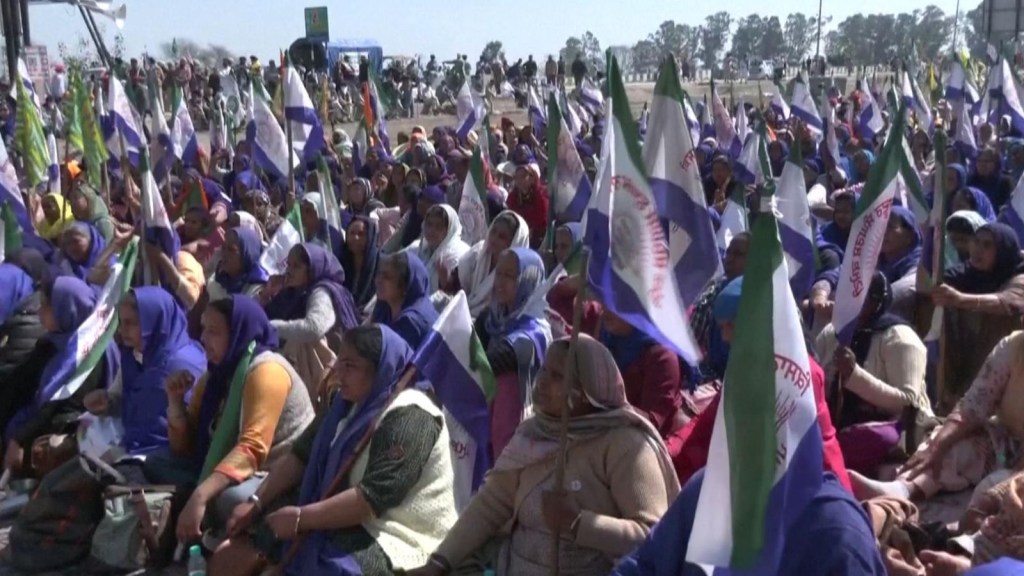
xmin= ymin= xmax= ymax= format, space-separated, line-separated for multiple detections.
xmin=815 ymin=0 xmax=824 ymax=59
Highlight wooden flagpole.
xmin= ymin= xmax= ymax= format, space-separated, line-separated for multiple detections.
xmin=549 ymin=248 xmax=590 ymax=576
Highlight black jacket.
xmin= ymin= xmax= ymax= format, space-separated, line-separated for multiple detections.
xmin=0 ymin=292 xmax=44 ymax=379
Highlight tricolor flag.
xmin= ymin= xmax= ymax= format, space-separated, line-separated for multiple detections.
xmin=14 ymin=70 xmax=48 ymax=189
xmin=455 ymin=77 xmax=484 ymax=141
xmin=644 ymin=55 xmax=722 ymax=306
xmin=547 ymin=92 xmax=592 ymax=224
xmin=412 ymin=291 xmax=496 ymax=512
xmin=362 ymin=68 xmax=390 ymax=150
xmin=44 ymin=239 xmax=140 ymax=401
xmin=790 ymin=72 xmax=822 ymax=136
xmin=283 ymin=60 xmax=326 ymax=164
xmin=259 ymin=201 xmax=304 ymax=275
xmin=832 ymin=105 xmax=911 ymax=344
xmin=686 ymin=187 xmax=823 ymax=574
xmin=583 ymin=55 xmax=701 ymax=364
xmin=776 ymin=137 xmax=816 ymax=298
xmin=458 ymin=144 xmax=490 ymax=246
xmin=170 ymin=86 xmax=199 ymax=167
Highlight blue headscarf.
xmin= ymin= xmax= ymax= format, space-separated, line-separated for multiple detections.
xmin=33 ymin=276 xmax=119 ymax=405
xmin=849 ymin=149 xmax=875 ymax=185
xmin=61 ymin=222 xmax=107 ymax=280
xmin=818 ymin=188 xmax=861 ymax=256
xmin=878 ymin=206 xmax=922 ymax=284
xmin=945 ymin=222 xmax=1024 ymax=294
xmin=0 ymin=263 xmax=33 ymax=325
xmin=399 ymin=184 xmax=446 ymax=247
xmin=214 ymin=227 xmax=270 ymax=295
xmin=265 ymin=243 xmax=360 ymax=332
xmin=601 ymin=321 xmax=658 ymax=371
xmin=288 ymin=324 xmax=430 ymax=576
xmin=196 ymin=295 xmax=279 ymax=464
xmin=119 ymin=288 xmax=206 ymax=456
xmin=370 ymin=252 xmax=438 ymax=349
xmin=481 ymin=248 xmax=551 ymax=385
xmin=957 ymin=187 xmax=998 ymax=222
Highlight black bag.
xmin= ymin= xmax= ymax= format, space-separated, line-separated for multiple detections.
xmin=8 ymin=457 xmax=105 ymax=572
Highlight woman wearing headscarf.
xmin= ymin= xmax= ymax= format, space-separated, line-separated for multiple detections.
xmin=0 ymin=249 xmax=51 ymax=379
xmin=85 ymin=287 xmax=208 ymax=458
xmin=969 ymin=147 xmax=1014 ymax=209
xmin=816 ymin=272 xmax=934 ymax=476
xmin=1 ymin=277 xmax=120 ymax=477
xmin=382 ymin=184 xmax=446 ymax=253
xmin=675 ymin=276 xmax=852 ymax=491
xmin=877 ymin=206 xmax=922 ymax=322
xmin=505 ymin=151 xmax=550 ymax=249
xmin=178 ymin=204 xmax=227 ymax=268
xmin=211 ymin=325 xmax=457 ymax=576
xmin=546 ymin=222 xmax=601 ymax=336
xmin=237 ymin=172 xmax=284 ymax=237
xmin=371 ymin=252 xmax=438 ymax=350
xmin=168 ymin=296 xmax=315 ymax=545
xmin=947 ymin=210 xmax=989 ymax=265
xmin=58 ymin=222 xmax=108 ymax=281
xmin=409 ymin=204 xmax=469 ymax=295
xmin=340 ymin=216 xmax=380 ymax=313
xmin=222 ymin=154 xmax=252 ymax=204
xmin=768 ymin=139 xmax=790 ymax=177
xmin=209 ymin=227 xmax=270 ymax=301
xmin=409 ymin=334 xmax=680 ymax=576
xmin=345 ymin=177 xmax=385 ymax=220
xmin=600 ymin=308 xmax=690 ymax=468
xmin=452 ymin=211 xmax=530 ymax=317
xmin=932 ymin=223 xmax=1024 ymax=404
xmin=299 ymin=191 xmax=345 ymax=259
xmin=174 ymin=168 xmax=231 ymax=225
xmin=952 ymin=186 xmax=998 ymax=222
xmin=264 ymin=244 xmax=360 ymax=399
xmin=35 ymin=192 xmax=74 ymax=242
xmin=476 ymin=248 xmax=553 ymax=458
xmin=67 ymin=182 xmax=116 ymax=241
xmin=850 ymin=149 xmax=876 ymax=185
xmin=0 ymin=258 xmax=35 ymax=325
xmin=691 ymin=232 xmax=749 ymax=382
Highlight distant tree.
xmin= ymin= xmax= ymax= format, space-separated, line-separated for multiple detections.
xmin=631 ymin=39 xmax=660 ymax=73
xmin=700 ymin=12 xmax=732 ymax=70
xmin=559 ymin=36 xmax=583 ymax=69
xmin=480 ymin=40 xmax=503 ymax=63
xmin=963 ymin=2 xmax=987 ymax=58
xmin=581 ymin=31 xmax=605 ymax=72
xmin=608 ymin=45 xmax=634 ymax=72
xmin=913 ymin=6 xmax=955 ymax=61
xmin=783 ymin=13 xmax=817 ymax=63
xmin=760 ymin=17 xmax=786 ymax=60
xmin=731 ymin=15 xmax=764 ymax=60
xmin=159 ymin=38 xmax=235 ymax=67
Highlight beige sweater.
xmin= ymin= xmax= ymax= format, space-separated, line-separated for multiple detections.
xmin=816 ymin=323 xmax=935 ymax=423
xmin=435 ymin=426 xmax=674 ymax=573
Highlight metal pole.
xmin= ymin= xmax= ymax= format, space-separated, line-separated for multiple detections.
xmin=1 ymin=0 xmax=14 ymax=85
xmin=18 ymin=0 xmax=26 ymax=46
xmin=952 ymin=0 xmax=962 ymax=51
xmin=815 ymin=0 xmax=824 ymax=59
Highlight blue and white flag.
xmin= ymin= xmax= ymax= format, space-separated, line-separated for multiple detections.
xmin=857 ymin=78 xmax=885 ymax=141
xmin=108 ymin=76 xmax=146 ymax=150
xmin=734 ymin=131 xmax=764 ymax=186
xmin=455 ymin=78 xmax=485 ymax=141
xmin=559 ymin=88 xmax=583 ymax=138
xmin=46 ymin=240 xmax=139 ymax=401
xmin=954 ymin=98 xmax=979 ymax=161
xmin=790 ymin=73 xmax=822 ymax=136
xmin=770 ymin=87 xmax=790 ymax=121
xmin=283 ymin=65 xmax=326 ymax=164
xmin=11 ymin=58 xmax=40 ymax=109
xmin=776 ymin=143 xmax=816 ymax=298
xmin=139 ymin=149 xmax=176 ymax=269
xmin=247 ymin=93 xmax=294 ymax=181
xmin=549 ymin=93 xmax=592 ymax=223
xmin=412 ymin=290 xmax=495 ymax=513
xmin=901 ymin=70 xmax=933 ymax=134
xmin=579 ymin=78 xmax=605 ymax=117
xmin=170 ymin=87 xmax=199 ymax=167
xmin=584 ymin=55 xmax=701 ymax=364
xmin=822 ymin=95 xmax=842 ymax=170
xmin=986 ymin=58 xmax=1024 ymax=135
xmin=1002 ymin=172 xmax=1024 ymax=245
xmin=683 ymin=95 xmax=702 ymax=147
xmin=527 ymin=84 xmax=547 ymax=136
xmin=149 ymin=85 xmax=174 ymax=184
xmin=644 ymin=56 xmax=722 ymax=306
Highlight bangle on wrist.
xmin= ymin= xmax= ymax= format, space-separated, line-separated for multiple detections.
xmin=294 ymin=507 xmax=303 ymax=537
xmin=570 ymin=512 xmax=583 ymax=537
xmin=428 ymin=554 xmax=451 ymax=573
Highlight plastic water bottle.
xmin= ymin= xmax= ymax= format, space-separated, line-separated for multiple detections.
xmin=187 ymin=544 xmax=207 ymax=576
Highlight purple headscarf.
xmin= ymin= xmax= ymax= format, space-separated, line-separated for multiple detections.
xmin=61 ymin=222 xmax=107 ymax=280
xmin=877 ymin=206 xmax=922 ymax=284
xmin=265 ymin=243 xmax=360 ymax=332
xmin=370 ymin=252 xmax=438 ymax=349
xmin=196 ymin=295 xmax=279 ymax=463
xmin=215 ymin=227 xmax=270 ymax=295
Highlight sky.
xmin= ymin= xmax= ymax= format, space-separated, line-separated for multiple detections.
xmin=28 ymin=0 xmax=964 ymax=64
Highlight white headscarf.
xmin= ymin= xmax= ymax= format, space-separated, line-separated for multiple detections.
xmin=458 ymin=210 xmax=530 ymax=317
xmin=410 ymin=204 xmax=470 ymax=292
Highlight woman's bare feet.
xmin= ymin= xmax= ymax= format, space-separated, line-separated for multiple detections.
xmin=849 ymin=470 xmax=912 ymax=500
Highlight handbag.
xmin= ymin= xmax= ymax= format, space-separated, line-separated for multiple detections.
xmin=90 ymin=483 xmax=177 ymax=570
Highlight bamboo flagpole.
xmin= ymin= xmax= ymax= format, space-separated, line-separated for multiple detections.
xmin=548 ymin=248 xmax=590 ymax=576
